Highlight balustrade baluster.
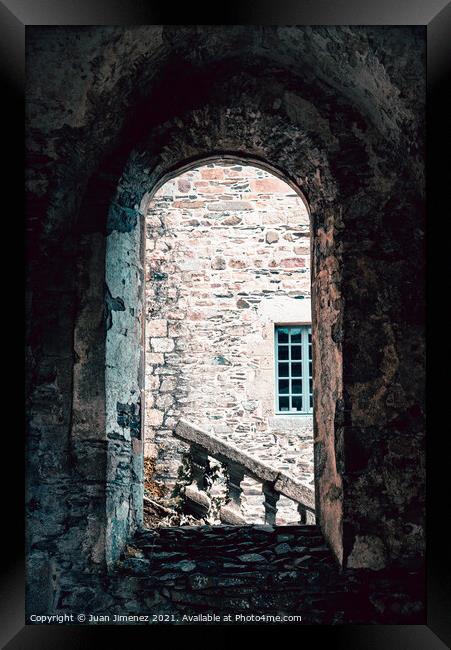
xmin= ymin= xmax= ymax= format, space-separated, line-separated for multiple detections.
xmin=191 ymin=444 xmax=208 ymax=489
xmin=184 ymin=444 xmax=211 ymax=518
xmin=263 ymin=482 xmax=280 ymax=525
xmin=219 ymin=461 xmax=246 ymax=525
xmin=298 ymin=503 xmax=307 ymax=524
xmin=174 ymin=420 xmax=316 ymax=525
xmin=306 ymin=508 xmax=316 ymax=525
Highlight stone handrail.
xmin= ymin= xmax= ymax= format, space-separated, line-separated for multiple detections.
xmin=173 ymin=418 xmax=315 ymax=526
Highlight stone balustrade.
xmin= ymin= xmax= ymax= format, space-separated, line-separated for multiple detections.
xmin=173 ymin=419 xmax=316 ymax=525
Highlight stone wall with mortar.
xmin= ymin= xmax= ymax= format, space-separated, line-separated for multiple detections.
xmin=144 ymin=163 xmax=314 ymax=516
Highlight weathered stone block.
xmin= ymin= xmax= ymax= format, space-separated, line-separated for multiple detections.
xmin=178 ymin=179 xmax=191 ymax=192
xmin=207 ymin=201 xmax=252 ymax=211
xmin=280 ymin=257 xmax=305 ymax=268
xmin=146 ymin=352 xmax=164 ymax=365
xmin=146 ymin=375 xmax=160 ymax=391
xmin=251 ymin=178 xmax=289 ymax=193
xmin=266 ymin=230 xmax=279 ymax=244
xmin=211 ymin=256 xmax=226 ymax=270
xmin=160 ymin=377 xmax=177 ymax=392
xmin=201 ymin=167 xmax=224 ymax=179
xmin=147 ymin=409 xmax=164 ymax=426
xmin=148 ymin=319 xmax=168 ymax=337
xmin=222 ymin=215 xmax=242 ymax=225
xmin=151 ymin=338 xmax=175 ymax=353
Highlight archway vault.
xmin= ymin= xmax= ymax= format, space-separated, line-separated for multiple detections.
xmin=67 ymin=61 xmax=425 ymax=578
xmin=102 ymin=96 xmax=345 ymax=565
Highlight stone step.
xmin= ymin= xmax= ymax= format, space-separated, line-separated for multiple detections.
xmin=134 ymin=524 xmax=322 ymax=540
xmin=111 ymin=534 xmax=344 ymax=624
xmin=134 ymin=544 xmax=327 ymax=558
xmin=121 ymin=524 xmax=337 ymax=587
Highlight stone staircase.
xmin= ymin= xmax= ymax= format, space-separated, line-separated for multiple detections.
xmin=115 ymin=523 xmax=344 ymax=623
xmin=107 ymin=523 xmax=424 ymax=624
xmin=54 ymin=422 xmax=423 ymax=625
xmin=172 ymin=419 xmax=315 ymax=526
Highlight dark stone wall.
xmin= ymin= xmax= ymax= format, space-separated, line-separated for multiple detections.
xmin=31 ymin=525 xmax=424 ymax=624
xmin=26 ymin=26 xmax=425 ymax=618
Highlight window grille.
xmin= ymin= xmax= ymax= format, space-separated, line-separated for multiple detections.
xmin=275 ymin=325 xmax=312 ymax=414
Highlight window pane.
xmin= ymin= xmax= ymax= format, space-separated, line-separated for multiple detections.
xmin=278 ymin=345 xmax=289 ymax=360
xmin=277 ymin=328 xmax=289 ymax=343
xmin=278 ymin=379 xmax=289 ymax=394
xmin=292 ymin=396 xmax=302 ymax=412
xmin=275 ymin=325 xmax=313 ymax=415
xmin=291 ymin=346 xmax=302 ymax=360
xmin=278 ymin=362 xmax=289 ymax=377
xmin=279 ymin=396 xmax=289 ymax=411
xmin=291 ymin=328 xmax=302 ymax=343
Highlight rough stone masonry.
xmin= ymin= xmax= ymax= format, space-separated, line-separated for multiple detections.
xmin=25 ymin=26 xmax=425 ymax=622
xmin=144 ymin=162 xmax=314 ymax=523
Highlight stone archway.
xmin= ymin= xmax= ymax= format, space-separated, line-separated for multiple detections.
xmin=104 ymin=103 xmax=345 ymax=563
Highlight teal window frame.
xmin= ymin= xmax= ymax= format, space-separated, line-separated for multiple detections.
xmin=274 ymin=325 xmax=313 ymax=414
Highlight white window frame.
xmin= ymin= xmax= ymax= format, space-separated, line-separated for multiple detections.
xmin=274 ymin=324 xmax=313 ymax=415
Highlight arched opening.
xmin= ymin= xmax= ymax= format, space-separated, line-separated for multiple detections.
xmin=142 ymin=158 xmax=315 ymax=527
xmin=102 ymin=104 xmax=346 ymax=571
xmin=103 ymin=126 xmax=344 ymax=564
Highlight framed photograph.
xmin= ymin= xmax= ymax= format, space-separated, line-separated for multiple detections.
xmin=2 ymin=0 xmax=449 ymax=646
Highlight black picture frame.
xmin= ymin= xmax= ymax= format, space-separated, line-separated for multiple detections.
xmin=3 ymin=1 xmax=450 ymax=647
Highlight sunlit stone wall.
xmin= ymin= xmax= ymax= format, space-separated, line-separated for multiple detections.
xmin=144 ymin=163 xmax=314 ymax=517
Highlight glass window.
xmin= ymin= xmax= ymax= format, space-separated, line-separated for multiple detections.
xmin=275 ymin=325 xmax=313 ymax=414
